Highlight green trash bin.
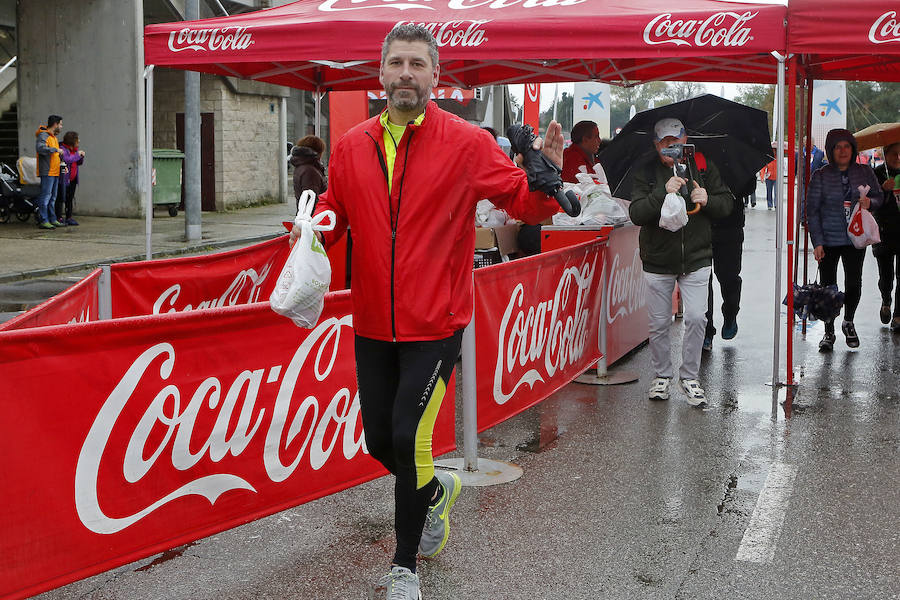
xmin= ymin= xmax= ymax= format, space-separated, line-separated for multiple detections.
xmin=152 ymin=149 xmax=184 ymax=217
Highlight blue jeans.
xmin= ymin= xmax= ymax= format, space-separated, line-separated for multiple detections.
xmin=765 ymin=179 xmax=776 ymax=208
xmin=37 ymin=175 xmax=59 ymax=223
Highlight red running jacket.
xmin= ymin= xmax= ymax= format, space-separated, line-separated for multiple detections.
xmin=315 ymin=102 xmax=559 ymax=342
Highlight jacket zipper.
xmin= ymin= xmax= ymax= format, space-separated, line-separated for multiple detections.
xmin=367 ymin=128 xmax=415 ymax=341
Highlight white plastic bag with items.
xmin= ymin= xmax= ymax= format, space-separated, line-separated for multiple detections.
xmin=475 ymin=199 xmax=512 ymax=227
xmin=659 ymin=192 xmax=688 ymax=232
xmin=847 ymin=185 xmax=881 ymax=249
xmin=269 ymin=190 xmax=336 ymax=328
xmin=555 ymin=165 xmax=629 ymax=227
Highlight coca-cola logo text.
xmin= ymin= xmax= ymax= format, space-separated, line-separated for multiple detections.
xmin=870 ymin=11 xmax=900 ymax=44
xmin=319 ymin=0 xmax=584 ymax=12
xmin=606 ymin=248 xmax=647 ymax=325
xmin=394 ymin=20 xmax=489 ymax=47
xmin=74 ymin=315 xmax=364 ymax=534
xmin=152 ymin=264 xmax=273 ymax=314
xmin=643 ymin=11 xmax=756 ymax=48
xmin=493 ymin=257 xmax=596 ymax=405
xmin=167 ymin=26 xmax=254 ymax=53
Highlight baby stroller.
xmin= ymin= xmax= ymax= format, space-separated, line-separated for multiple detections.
xmin=0 ymin=159 xmax=40 ymax=223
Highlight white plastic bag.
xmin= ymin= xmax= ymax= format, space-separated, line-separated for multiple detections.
xmin=659 ymin=192 xmax=688 ymax=232
xmin=475 ymin=199 xmax=511 ymax=227
xmin=847 ymin=200 xmax=881 ymax=249
xmin=571 ymin=167 xmax=627 ymax=226
xmin=269 ymin=190 xmax=336 ymax=328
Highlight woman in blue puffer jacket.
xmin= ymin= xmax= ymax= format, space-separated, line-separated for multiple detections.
xmin=807 ymin=128 xmax=881 ymax=352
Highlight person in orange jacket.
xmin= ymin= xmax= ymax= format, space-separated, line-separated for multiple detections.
xmin=34 ymin=115 xmax=65 ymax=229
xmin=760 ymin=156 xmax=778 ymax=210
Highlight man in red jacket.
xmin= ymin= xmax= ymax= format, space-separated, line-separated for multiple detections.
xmin=561 ymin=119 xmax=601 ymax=183
xmin=291 ymin=24 xmax=563 ymax=599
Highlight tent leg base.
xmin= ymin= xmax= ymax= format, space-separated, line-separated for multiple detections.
xmin=434 ymin=458 xmax=523 ymax=487
xmin=575 ymin=369 xmax=639 ymax=385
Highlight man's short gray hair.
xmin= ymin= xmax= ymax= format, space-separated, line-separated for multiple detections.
xmin=381 ymin=24 xmax=439 ymax=68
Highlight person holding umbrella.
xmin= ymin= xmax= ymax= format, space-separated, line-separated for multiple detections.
xmin=628 ymin=118 xmax=732 ymax=407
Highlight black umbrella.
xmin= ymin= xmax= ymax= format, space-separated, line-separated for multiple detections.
xmin=598 ymin=94 xmax=773 ymax=200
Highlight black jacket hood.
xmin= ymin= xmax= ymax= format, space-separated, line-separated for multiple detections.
xmin=824 ymin=128 xmax=858 ymax=166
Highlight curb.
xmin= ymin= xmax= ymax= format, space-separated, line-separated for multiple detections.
xmin=0 ymin=232 xmax=284 ymax=284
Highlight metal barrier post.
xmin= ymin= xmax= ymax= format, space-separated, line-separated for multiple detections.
xmin=461 ymin=319 xmax=478 ymax=472
xmin=434 ymin=276 xmax=523 ymax=487
xmin=98 ymin=264 xmax=112 ymax=320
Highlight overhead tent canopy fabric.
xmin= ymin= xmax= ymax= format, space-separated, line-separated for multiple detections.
xmin=143 ymin=0 xmax=788 ymax=90
xmin=788 ymin=0 xmax=900 ymax=82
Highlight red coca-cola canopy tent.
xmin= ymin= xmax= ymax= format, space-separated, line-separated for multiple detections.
xmin=143 ymin=0 xmax=788 ymax=90
xmin=788 ymin=0 xmax=900 ymax=82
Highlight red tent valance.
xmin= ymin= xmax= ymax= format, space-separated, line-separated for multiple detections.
xmin=789 ymin=1 xmax=900 ymax=82
xmin=144 ymin=0 xmax=788 ymax=89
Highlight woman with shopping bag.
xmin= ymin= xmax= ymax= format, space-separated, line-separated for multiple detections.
xmin=807 ymin=128 xmax=882 ymax=351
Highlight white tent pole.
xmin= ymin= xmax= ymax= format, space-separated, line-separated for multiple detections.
xmin=144 ymin=65 xmax=155 ymax=261
xmin=315 ymin=86 xmax=321 ymax=138
xmin=772 ymin=53 xmax=786 ymax=387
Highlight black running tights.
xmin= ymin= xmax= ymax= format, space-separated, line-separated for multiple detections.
xmin=354 ymin=331 xmax=462 ymax=571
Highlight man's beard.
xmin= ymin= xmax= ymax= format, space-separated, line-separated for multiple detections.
xmin=387 ymin=82 xmax=429 ymax=113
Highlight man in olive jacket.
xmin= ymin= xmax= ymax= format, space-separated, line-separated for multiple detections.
xmin=628 ymin=118 xmax=732 ymax=407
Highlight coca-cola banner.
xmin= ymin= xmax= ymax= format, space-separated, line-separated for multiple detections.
xmin=603 ymin=225 xmax=648 ymax=365
xmin=0 ymin=294 xmax=456 ymax=599
xmin=474 ymin=240 xmax=605 ymax=432
xmin=0 ymin=268 xmax=100 ymax=332
xmin=110 ymin=236 xmax=289 ymax=318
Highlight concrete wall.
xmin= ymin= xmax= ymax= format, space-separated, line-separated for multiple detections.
xmin=0 ymin=0 xmax=14 ymax=29
xmin=153 ymin=68 xmax=287 ymax=209
xmin=18 ymin=0 xmax=145 ymax=217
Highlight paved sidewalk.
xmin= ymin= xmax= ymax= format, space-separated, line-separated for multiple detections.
xmin=0 ymin=202 xmax=296 ymax=283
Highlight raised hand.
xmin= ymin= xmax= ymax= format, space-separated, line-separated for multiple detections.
xmin=535 ymin=120 xmax=564 ymax=169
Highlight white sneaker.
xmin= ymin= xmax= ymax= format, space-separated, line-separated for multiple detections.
xmin=376 ymin=566 xmax=422 ymax=600
xmin=679 ymin=379 xmax=707 ymax=407
xmin=648 ymin=377 xmax=670 ymax=401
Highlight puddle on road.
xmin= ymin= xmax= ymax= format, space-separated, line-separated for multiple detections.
xmin=135 ymin=542 xmax=196 ymax=572
xmin=513 ymin=393 xmax=596 ymax=454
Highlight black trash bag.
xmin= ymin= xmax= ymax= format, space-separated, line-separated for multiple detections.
xmin=506 ymin=124 xmax=581 ymax=217
xmin=784 ymin=282 xmax=845 ymax=322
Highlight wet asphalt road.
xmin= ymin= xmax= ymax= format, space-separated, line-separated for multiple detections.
xmin=32 ymin=204 xmax=900 ymax=600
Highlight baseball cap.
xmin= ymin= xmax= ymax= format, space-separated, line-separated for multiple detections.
xmin=654 ymin=118 xmax=686 ymax=141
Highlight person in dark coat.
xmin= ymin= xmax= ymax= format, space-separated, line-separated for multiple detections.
xmin=873 ymin=141 xmax=900 ymax=332
xmin=703 ymin=176 xmax=750 ymax=351
xmin=807 ymin=128 xmax=882 ymax=351
xmin=290 ymin=135 xmax=326 ymax=209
